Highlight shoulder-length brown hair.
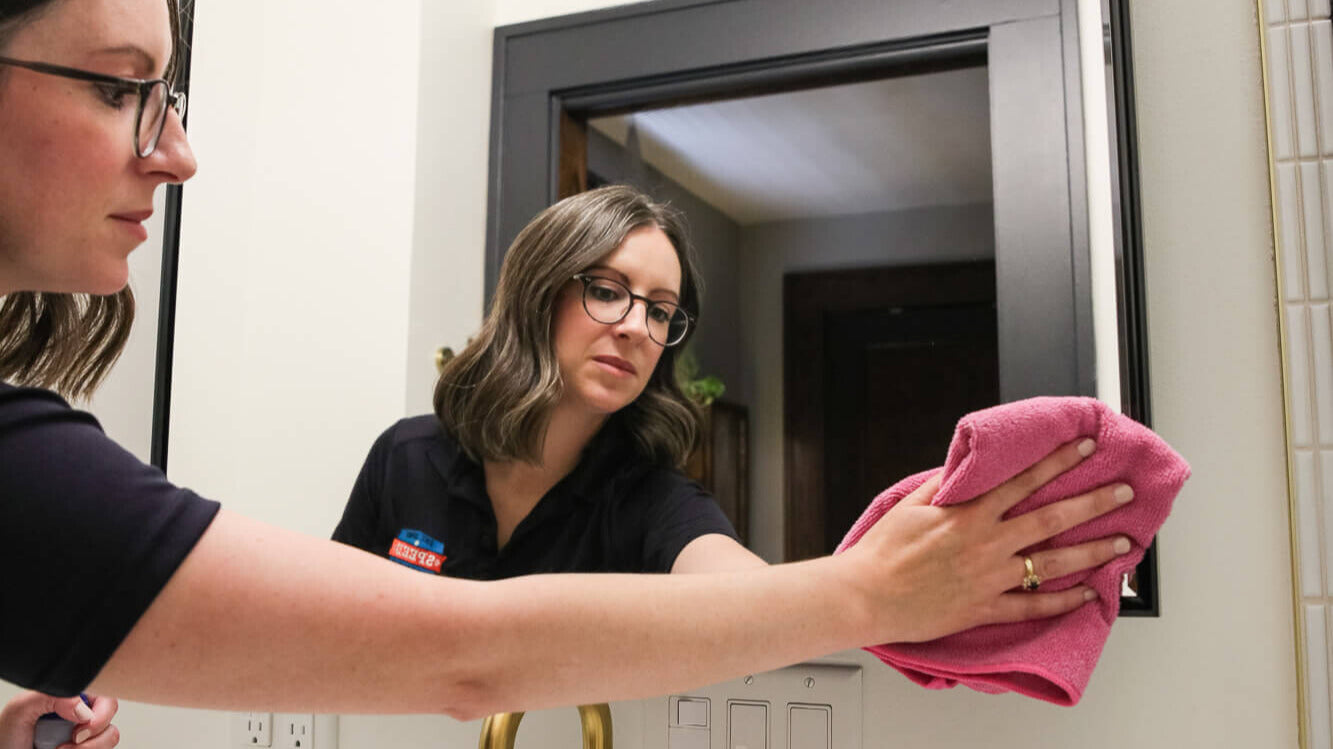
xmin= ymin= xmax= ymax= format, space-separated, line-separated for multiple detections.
xmin=435 ymin=185 xmax=704 ymax=467
xmin=0 ymin=0 xmax=184 ymax=400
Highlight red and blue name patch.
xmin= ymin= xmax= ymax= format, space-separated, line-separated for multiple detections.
xmin=388 ymin=529 xmax=446 ymax=573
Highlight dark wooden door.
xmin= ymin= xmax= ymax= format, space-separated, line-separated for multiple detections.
xmin=822 ymin=303 xmax=998 ymax=554
xmin=785 ymin=262 xmax=997 ymax=560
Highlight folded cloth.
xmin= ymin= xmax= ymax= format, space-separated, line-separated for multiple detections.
xmin=834 ymin=396 xmax=1190 ymax=706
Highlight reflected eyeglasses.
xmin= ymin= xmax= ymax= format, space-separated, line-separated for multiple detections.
xmin=572 ymin=273 xmax=692 ymax=347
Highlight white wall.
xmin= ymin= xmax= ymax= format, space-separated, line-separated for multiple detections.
xmin=494 ymin=0 xmax=641 ymax=26
xmin=169 ymin=0 xmax=423 ymax=535
xmin=98 ymin=0 xmax=427 ymax=746
xmin=11 ymin=0 xmax=1297 ymax=747
xmin=402 ymin=0 xmax=494 ymax=416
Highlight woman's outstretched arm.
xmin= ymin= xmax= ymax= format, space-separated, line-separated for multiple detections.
xmin=92 ymin=438 xmax=1122 ymax=719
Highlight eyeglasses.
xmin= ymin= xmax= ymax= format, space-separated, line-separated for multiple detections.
xmin=0 ymin=56 xmax=187 ymax=158
xmin=572 ymin=274 xmax=692 ymax=347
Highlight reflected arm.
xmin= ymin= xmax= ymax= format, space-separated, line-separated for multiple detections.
xmin=670 ymin=533 xmax=768 ymax=573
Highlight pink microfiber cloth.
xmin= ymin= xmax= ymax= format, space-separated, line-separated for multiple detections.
xmin=835 ymin=396 xmax=1189 ymax=706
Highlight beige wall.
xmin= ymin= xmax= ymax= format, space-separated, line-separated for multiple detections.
xmin=0 ymin=1 xmax=1302 ymax=747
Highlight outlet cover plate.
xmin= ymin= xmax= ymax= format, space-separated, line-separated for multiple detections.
xmin=232 ymin=712 xmax=273 ymax=747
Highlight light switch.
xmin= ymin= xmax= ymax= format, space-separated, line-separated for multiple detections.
xmin=667 ymin=726 xmax=709 ymax=749
xmin=669 ymin=697 xmax=710 ymax=749
xmin=676 ymin=697 xmax=709 ymax=727
xmin=788 ymin=704 xmax=830 ymax=749
xmin=728 ymin=701 xmax=768 ymax=749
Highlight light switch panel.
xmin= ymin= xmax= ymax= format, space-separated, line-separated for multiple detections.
xmin=651 ymin=662 xmax=861 ymax=749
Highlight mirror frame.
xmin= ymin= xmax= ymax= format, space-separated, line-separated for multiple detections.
xmin=1107 ymin=0 xmax=1156 ymax=614
xmin=150 ymin=0 xmax=195 ymax=472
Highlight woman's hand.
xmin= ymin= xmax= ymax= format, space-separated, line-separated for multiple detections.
xmin=839 ymin=438 xmax=1132 ymax=644
xmin=0 ymin=692 xmax=119 ymax=749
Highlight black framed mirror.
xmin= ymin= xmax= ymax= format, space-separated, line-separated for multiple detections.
xmin=492 ymin=0 xmax=1155 ymax=614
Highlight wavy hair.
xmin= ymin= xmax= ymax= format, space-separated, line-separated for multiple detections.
xmin=0 ymin=0 xmax=184 ymax=400
xmin=435 ymin=185 xmax=704 ymax=467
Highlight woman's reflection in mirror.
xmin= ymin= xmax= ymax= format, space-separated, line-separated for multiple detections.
xmin=333 ymin=186 xmax=768 ymax=579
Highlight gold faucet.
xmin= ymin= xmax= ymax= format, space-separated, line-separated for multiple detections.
xmin=477 ymin=703 xmax=612 ymax=749
xmin=435 ymin=346 xmax=455 ymax=374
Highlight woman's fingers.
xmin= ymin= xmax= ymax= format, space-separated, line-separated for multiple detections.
xmin=0 ymin=692 xmax=111 ymax=749
xmin=843 ymin=436 xmax=1126 ymax=642
xmin=1012 ymin=536 xmax=1133 ymax=589
xmin=1003 ymin=482 xmax=1134 ymax=552
xmin=982 ymin=438 xmax=1097 ymax=516
xmin=48 ymin=695 xmax=93 ymax=725
xmin=68 ymin=694 xmax=118 ymax=745
xmin=988 ymin=586 xmax=1099 ymax=625
xmin=58 ymin=724 xmax=119 ymax=749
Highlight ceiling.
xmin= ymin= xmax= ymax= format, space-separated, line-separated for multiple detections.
xmin=589 ymin=65 xmax=994 ymax=226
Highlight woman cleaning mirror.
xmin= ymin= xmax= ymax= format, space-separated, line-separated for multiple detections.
xmin=0 ymin=0 xmax=1134 ymax=747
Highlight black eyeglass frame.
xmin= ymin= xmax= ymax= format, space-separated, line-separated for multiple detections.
xmin=0 ymin=55 xmax=186 ymax=158
xmin=571 ymin=273 xmax=693 ymax=347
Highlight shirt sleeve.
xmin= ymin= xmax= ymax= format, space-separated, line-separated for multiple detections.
xmin=0 ymin=386 xmax=220 ymax=696
xmin=330 ymin=425 xmax=391 ymax=552
xmin=638 ymin=472 xmax=740 ymax=573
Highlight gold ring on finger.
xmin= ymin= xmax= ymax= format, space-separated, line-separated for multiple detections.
xmin=1021 ymin=555 xmax=1042 ymax=591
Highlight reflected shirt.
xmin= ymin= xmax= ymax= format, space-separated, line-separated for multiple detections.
xmin=331 ymin=415 xmax=737 ymax=578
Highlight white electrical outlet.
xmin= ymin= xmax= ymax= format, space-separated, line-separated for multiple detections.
xmin=275 ymin=714 xmax=311 ymax=749
xmin=273 ymin=714 xmax=338 ymax=749
xmin=232 ymin=712 xmax=272 ymax=747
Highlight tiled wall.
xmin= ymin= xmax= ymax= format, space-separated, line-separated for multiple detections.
xmin=1265 ymin=0 xmax=1333 ymax=746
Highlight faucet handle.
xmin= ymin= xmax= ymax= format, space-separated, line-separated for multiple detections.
xmin=477 ymin=704 xmax=612 ymax=749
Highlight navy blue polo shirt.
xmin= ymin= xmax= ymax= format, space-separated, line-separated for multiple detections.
xmin=331 ymin=415 xmax=738 ymax=578
xmin=0 ymin=384 xmax=220 ymax=695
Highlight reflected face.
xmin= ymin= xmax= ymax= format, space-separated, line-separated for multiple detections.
xmin=552 ymin=225 xmax=683 ymax=415
xmin=0 ymin=0 xmax=197 ymax=296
